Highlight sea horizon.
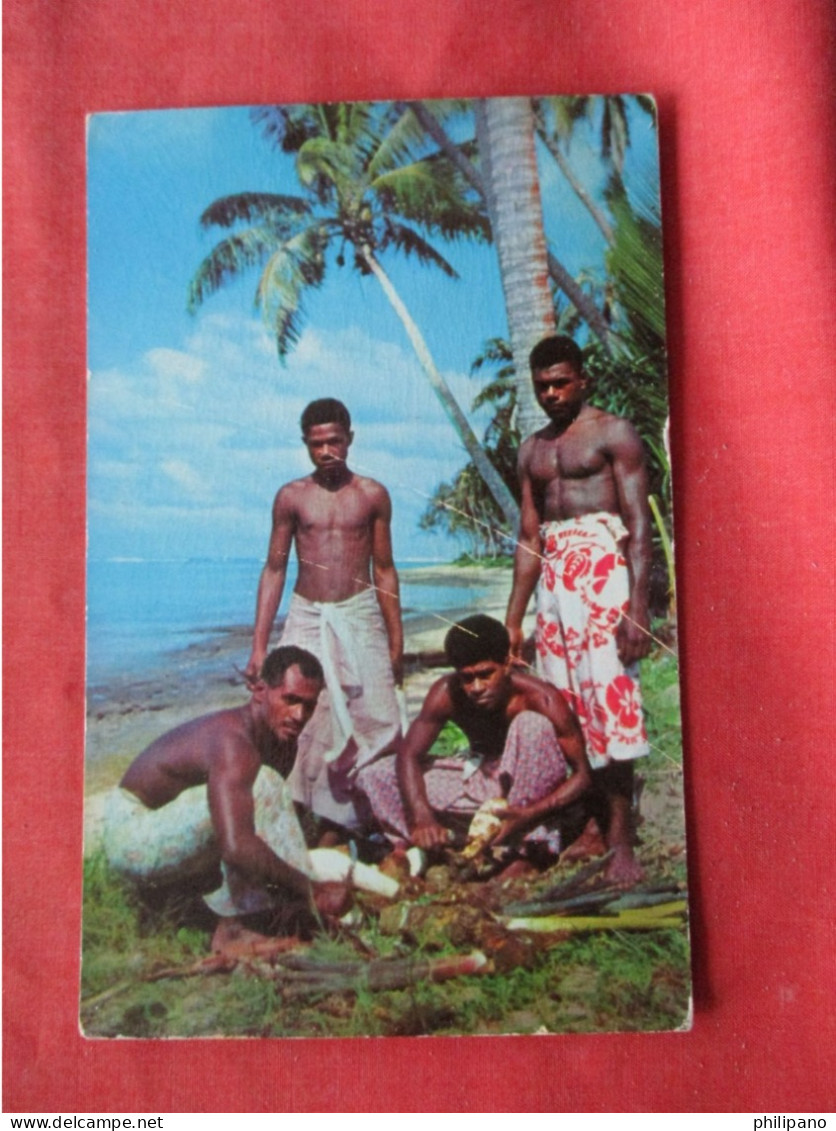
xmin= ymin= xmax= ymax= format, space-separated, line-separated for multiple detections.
xmin=86 ymin=556 xmax=493 ymax=687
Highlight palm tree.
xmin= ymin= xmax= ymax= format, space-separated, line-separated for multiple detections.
xmin=473 ymin=98 xmax=555 ymax=439
xmin=187 ymin=101 xmax=520 ymax=530
xmin=405 ymin=99 xmax=612 ymax=349
xmin=421 ymin=337 xmax=519 ymax=559
xmin=406 ymin=98 xmax=613 ymax=438
xmin=533 ymin=96 xmax=658 ymax=246
xmin=533 ymin=97 xmax=617 ymax=245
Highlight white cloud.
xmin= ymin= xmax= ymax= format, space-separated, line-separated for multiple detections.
xmin=88 ymin=312 xmax=495 ymax=560
xmin=146 ymin=347 xmax=205 ymax=384
xmin=160 ymin=459 xmax=210 ymax=499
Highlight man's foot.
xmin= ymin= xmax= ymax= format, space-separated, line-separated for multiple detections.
xmin=560 ymin=818 xmax=607 ymax=863
xmin=602 ymin=845 xmax=645 ymax=887
xmin=211 ymin=918 xmax=303 ymax=960
xmin=495 ymin=858 xmax=538 ymax=882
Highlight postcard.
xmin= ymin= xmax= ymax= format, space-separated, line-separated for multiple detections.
xmin=82 ymin=94 xmax=689 ymax=1038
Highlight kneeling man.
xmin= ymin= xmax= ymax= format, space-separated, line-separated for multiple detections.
xmin=104 ymin=645 xmax=347 ymax=952
xmin=360 ymin=615 xmax=592 ymax=856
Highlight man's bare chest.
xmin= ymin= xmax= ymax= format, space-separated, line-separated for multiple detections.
xmin=528 ymin=433 xmax=609 ymax=485
xmin=295 ymin=487 xmax=372 ymax=536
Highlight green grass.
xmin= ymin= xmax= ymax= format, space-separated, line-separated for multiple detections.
xmin=641 ymin=643 xmax=683 ymax=769
xmin=428 ymin=720 xmax=469 ymax=757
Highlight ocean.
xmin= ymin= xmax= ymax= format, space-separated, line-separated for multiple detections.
xmin=86 ymin=558 xmax=491 ymax=686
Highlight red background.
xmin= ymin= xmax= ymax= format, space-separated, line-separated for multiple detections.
xmin=5 ymin=0 xmax=835 ymax=1113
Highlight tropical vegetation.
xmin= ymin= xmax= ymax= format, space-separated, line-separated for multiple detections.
xmin=188 ymin=96 xmax=670 ymax=557
xmin=188 ymin=100 xmax=519 ymax=528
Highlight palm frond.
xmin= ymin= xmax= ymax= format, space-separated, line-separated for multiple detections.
xmin=601 ymin=96 xmax=630 ymax=175
xmin=342 ymin=102 xmax=382 ymax=164
xmin=469 ymin=336 xmax=512 ymax=374
xmin=251 ymin=106 xmax=320 ymax=153
xmin=187 ymin=224 xmax=293 ymax=312
xmin=372 ymin=160 xmax=489 ymax=241
xmin=256 ymin=223 xmax=332 ymax=358
xmin=537 ymin=96 xmax=593 ymax=146
xmin=366 ymin=105 xmax=428 ymax=180
xmin=605 ymin=176 xmax=666 ymax=349
xmin=296 ymin=136 xmax=359 ymax=198
xmin=379 ymin=220 xmax=458 ymax=277
xmin=471 ymin=374 xmax=515 ymax=411
xmin=198 ymin=192 xmax=310 ymax=230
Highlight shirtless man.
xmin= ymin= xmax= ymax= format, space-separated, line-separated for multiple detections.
xmin=360 ymin=615 xmax=591 ymax=857
xmin=505 ymin=335 xmax=653 ymax=884
xmin=244 ymin=398 xmax=403 ymax=832
xmin=104 ymin=646 xmax=350 ymax=954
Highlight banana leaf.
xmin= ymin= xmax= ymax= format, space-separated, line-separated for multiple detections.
xmin=504 ymin=899 xmax=687 ymax=933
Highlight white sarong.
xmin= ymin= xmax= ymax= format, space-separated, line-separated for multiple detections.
xmin=280 ymin=588 xmax=400 ymax=828
xmin=535 ymin=512 xmax=650 ymax=770
xmin=103 ymin=766 xmax=312 ymax=917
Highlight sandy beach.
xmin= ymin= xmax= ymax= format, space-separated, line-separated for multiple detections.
xmin=83 ymin=563 xmax=526 ymax=844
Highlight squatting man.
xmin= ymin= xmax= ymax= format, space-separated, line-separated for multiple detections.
xmin=360 ymin=614 xmax=593 ymax=864
xmin=104 ymin=646 xmax=356 ymax=956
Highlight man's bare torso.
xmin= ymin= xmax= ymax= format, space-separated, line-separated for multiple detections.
xmin=283 ymin=472 xmax=384 ymax=604
xmin=445 ymin=671 xmax=550 ymax=759
xmin=522 ymin=404 xmax=624 ymax=522
xmin=120 ymin=707 xmax=291 ymax=809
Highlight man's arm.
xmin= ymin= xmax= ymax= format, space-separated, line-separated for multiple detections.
xmin=245 ymin=487 xmax=295 ymax=682
xmin=207 ymin=739 xmax=312 ymax=899
xmin=493 ymin=683 xmax=592 ymax=844
xmin=506 ymin=440 xmax=542 ymax=656
xmin=608 ymin=419 xmax=653 ymax=665
xmin=370 ymin=485 xmax=404 ymax=686
xmin=396 ymin=679 xmax=452 ymax=849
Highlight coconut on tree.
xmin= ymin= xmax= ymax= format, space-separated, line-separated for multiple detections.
xmin=187 ymin=100 xmax=519 ymax=530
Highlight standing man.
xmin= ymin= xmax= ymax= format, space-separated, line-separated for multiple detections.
xmin=105 ymin=646 xmax=350 ymax=955
xmin=505 ymin=335 xmax=653 ymax=884
xmin=244 ymin=398 xmax=403 ymax=833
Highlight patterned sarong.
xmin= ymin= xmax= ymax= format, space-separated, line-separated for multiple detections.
xmin=280 ymin=588 xmax=400 ymax=828
xmin=535 ymin=512 xmax=649 ymax=770
xmin=103 ymin=766 xmax=312 ymax=917
xmin=357 ymin=711 xmax=568 ymax=855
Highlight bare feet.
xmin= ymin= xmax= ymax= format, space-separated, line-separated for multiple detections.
xmin=560 ymin=818 xmax=607 ymax=863
xmin=211 ymin=918 xmax=303 ymax=960
xmin=313 ymin=880 xmax=354 ymax=921
xmin=496 ymin=858 xmax=538 ymax=881
xmin=603 ymin=844 xmax=645 ymax=887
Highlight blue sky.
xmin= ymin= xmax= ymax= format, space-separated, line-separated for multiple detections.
xmin=86 ymin=98 xmax=659 ymax=562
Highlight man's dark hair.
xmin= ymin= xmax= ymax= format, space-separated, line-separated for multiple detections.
xmin=300 ymin=398 xmax=352 ymax=435
xmin=529 ymin=334 xmax=584 ymax=374
xmin=444 ymin=615 xmax=510 ymax=669
xmin=261 ymin=645 xmax=324 ymax=687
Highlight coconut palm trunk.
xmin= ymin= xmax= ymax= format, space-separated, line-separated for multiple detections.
xmin=405 ymin=100 xmax=612 ymax=356
xmin=474 ymin=98 xmax=555 ymax=440
xmin=361 ymin=245 xmax=520 ymax=530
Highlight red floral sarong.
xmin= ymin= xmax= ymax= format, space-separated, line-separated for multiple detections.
xmin=535 ymin=513 xmax=649 ymax=770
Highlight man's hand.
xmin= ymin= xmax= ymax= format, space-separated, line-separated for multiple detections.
xmin=506 ymin=624 xmax=525 ymax=658
xmin=489 ymin=806 xmax=533 ymax=847
xmin=615 ymin=612 xmax=652 ymax=666
xmin=313 ymin=880 xmax=353 ymax=921
xmin=411 ymin=817 xmax=452 ymax=850
xmin=244 ymin=649 xmax=265 ymax=686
